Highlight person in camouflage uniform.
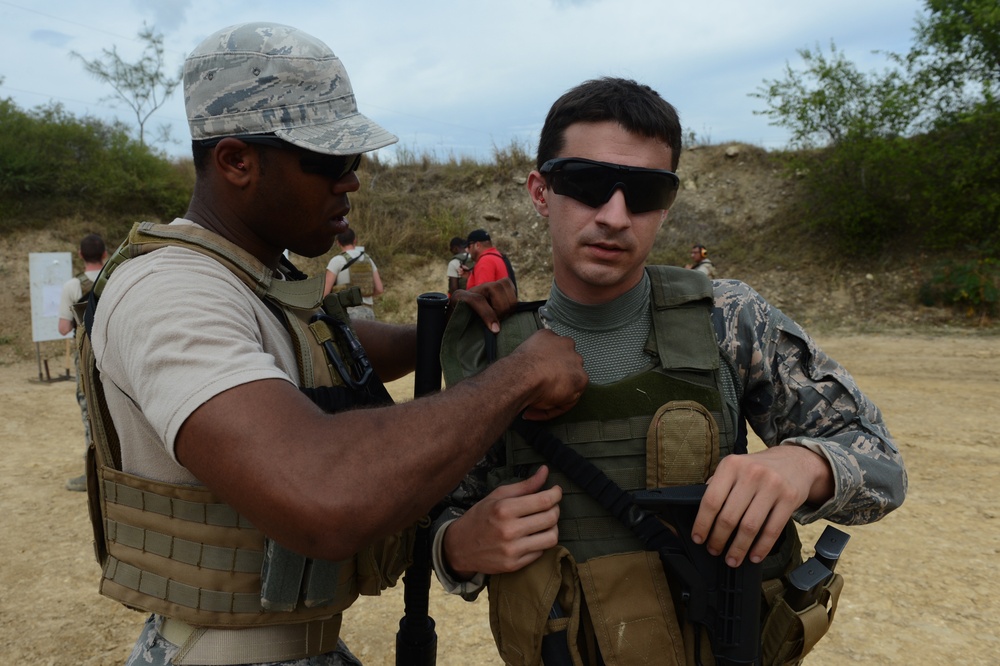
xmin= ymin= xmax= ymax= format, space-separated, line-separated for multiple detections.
xmin=87 ymin=23 xmax=586 ymax=666
xmin=432 ymin=78 xmax=907 ymax=664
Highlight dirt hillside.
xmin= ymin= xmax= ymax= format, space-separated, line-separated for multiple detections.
xmin=0 ymin=143 xmax=971 ymax=368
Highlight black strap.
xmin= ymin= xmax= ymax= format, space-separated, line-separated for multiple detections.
xmin=341 ymin=250 xmax=366 ymax=271
xmin=510 ymin=418 xmax=706 ymax=613
xmin=480 ymin=313 xmax=706 ymax=610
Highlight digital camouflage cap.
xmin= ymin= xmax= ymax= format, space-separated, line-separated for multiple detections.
xmin=184 ymin=22 xmax=397 ymax=156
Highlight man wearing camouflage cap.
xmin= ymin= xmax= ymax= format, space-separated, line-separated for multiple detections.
xmin=81 ymin=23 xmax=586 ymax=665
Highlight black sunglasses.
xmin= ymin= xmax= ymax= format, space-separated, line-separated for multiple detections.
xmin=539 ymin=157 xmax=679 ymax=213
xmin=198 ymin=134 xmax=362 ymax=181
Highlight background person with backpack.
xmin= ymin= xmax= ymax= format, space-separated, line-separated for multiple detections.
xmin=447 ymin=236 xmax=475 ymax=295
xmin=465 ymin=228 xmax=516 ymax=294
xmin=56 ymin=232 xmax=107 ymax=491
xmin=323 ymin=226 xmax=383 ymax=320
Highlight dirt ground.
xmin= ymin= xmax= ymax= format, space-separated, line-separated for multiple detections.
xmin=2 ymin=331 xmax=998 ymax=665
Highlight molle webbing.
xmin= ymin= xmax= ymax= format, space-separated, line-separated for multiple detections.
xmin=340 ymin=250 xmax=375 ymax=297
xmin=485 ymin=267 xmax=738 ymax=563
xmin=82 ymin=221 xmax=408 ymax=632
xmin=503 ymin=368 xmax=727 ymax=562
xmin=95 ymin=466 xmax=358 ymax=627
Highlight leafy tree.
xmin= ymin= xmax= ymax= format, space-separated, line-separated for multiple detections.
xmin=750 ymin=1 xmax=1000 ymax=255
xmin=71 ymin=24 xmax=181 ymax=148
xmin=750 ymin=42 xmax=922 ymax=147
xmin=885 ymin=0 xmax=1000 ymax=125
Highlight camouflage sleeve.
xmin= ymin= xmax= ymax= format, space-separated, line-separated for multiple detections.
xmin=428 ymin=439 xmax=503 ymax=600
xmin=711 ymin=280 xmax=907 ymax=526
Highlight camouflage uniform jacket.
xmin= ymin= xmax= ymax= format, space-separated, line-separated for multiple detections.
xmin=433 ymin=275 xmax=907 ymax=595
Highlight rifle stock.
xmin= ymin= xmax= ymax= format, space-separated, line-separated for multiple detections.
xmin=632 ymin=485 xmax=763 ymax=666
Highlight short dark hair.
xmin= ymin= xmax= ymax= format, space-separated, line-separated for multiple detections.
xmin=536 ymin=77 xmax=682 ymax=171
xmin=336 ymin=228 xmax=357 ymax=246
xmin=449 ymin=236 xmax=467 ymax=250
xmin=80 ymin=234 xmax=106 ymax=263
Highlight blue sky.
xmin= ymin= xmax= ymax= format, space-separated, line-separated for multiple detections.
xmin=0 ymin=0 xmax=927 ymax=162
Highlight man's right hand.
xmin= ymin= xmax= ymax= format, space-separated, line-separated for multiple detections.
xmin=443 ymin=465 xmax=562 ymax=579
xmin=508 ymin=329 xmax=587 ymax=420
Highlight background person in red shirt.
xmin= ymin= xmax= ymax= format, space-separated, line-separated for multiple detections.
xmin=465 ymin=228 xmax=514 ymax=291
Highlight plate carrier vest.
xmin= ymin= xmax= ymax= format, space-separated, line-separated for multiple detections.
xmin=440 ymin=266 xmax=828 ymax=665
xmin=78 ymin=222 xmax=414 ymax=636
xmin=338 ymin=249 xmax=375 ymax=298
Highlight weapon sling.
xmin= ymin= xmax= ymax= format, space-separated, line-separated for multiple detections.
xmin=512 ymin=416 xmax=768 ymax=666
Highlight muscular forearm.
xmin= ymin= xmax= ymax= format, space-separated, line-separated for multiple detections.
xmin=352 ymin=320 xmax=417 ymax=381
xmin=177 ymin=337 xmax=581 ymax=561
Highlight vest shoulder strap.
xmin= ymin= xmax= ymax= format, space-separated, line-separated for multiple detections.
xmin=76 ymin=272 xmax=94 ymax=300
xmin=645 ymin=266 xmax=719 ymax=371
xmin=341 ymin=250 xmax=366 ymax=271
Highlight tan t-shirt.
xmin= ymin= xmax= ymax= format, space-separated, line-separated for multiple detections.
xmin=91 ymin=220 xmax=299 ymax=485
xmin=58 ymin=269 xmax=102 ymax=324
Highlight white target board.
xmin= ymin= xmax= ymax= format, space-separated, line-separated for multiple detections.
xmin=29 ymin=252 xmax=73 ymax=343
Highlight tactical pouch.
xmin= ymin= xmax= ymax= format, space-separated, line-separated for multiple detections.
xmin=355 ymin=525 xmax=417 ymax=596
xmin=646 ymin=400 xmax=720 ymax=487
xmin=760 ymin=572 xmax=844 ymax=665
xmin=488 ymin=547 xmax=689 ymax=666
xmin=577 ymin=551 xmax=687 ymax=666
xmin=488 ymin=545 xmax=582 ymax=666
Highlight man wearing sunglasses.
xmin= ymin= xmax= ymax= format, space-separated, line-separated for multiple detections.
xmin=80 ymin=23 xmax=587 ymax=666
xmin=434 ymin=77 xmax=906 ymax=664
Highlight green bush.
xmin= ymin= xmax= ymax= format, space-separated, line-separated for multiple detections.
xmin=784 ymin=105 xmax=1000 ymax=256
xmin=920 ymin=254 xmax=1000 ymax=321
xmin=0 ymin=98 xmax=192 ymax=230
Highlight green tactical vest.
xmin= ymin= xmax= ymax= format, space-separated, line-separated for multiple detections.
xmin=79 ymin=221 xmax=414 ymax=631
xmin=441 ymin=267 xmax=810 ymax=666
xmin=442 ymin=265 xmax=743 ymax=563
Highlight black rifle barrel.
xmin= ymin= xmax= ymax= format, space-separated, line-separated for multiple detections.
xmin=395 ymin=292 xmax=449 ymax=666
